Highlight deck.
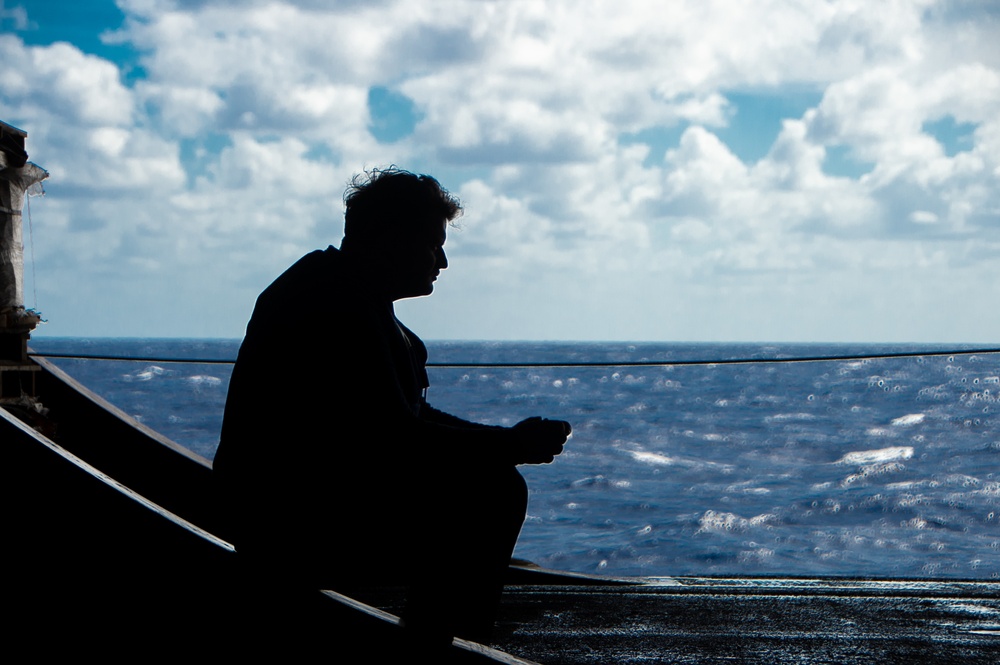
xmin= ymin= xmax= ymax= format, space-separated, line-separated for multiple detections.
xmin=490 ymin=573 xmax=1000 ymax=663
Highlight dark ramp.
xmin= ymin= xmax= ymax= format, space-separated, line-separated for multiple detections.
xmin=2 ymin=406 xmax=537 ymax=663
xmin=492 ymin=573 xmax=1000 ymax=664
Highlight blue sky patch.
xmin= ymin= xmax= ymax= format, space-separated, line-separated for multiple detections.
xmin=717 ymin=90 xmax=824 ymax=164
xmin=304 ymin=142 xmax=338 ymax=164
xmin=179 ymin=132 xmax=233 ymax=183
xmin=923 ymin=116 xmax=976 ymax=157
xmin=823 ymin=145 xmax=873 ymax=179
xmin=16 ymin=0 xmax=144 ymax=80
xmin=619 ymin=125 xmax=687 ymax=167
xmin=621 ymin=91 xmax=824 ymax=167
xmin=367 ymin=85 xmax=422 ymax=144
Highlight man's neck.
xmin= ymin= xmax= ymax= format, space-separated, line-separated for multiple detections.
xmin=339 ymin=243 xmax=398 ymax=304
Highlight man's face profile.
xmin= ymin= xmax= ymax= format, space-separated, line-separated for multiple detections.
xmin=384 ymin=218 xmax=448 ymax=300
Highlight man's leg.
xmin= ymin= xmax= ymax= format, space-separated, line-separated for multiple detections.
xmin=404 ymin=463 xmax=528 ymax=643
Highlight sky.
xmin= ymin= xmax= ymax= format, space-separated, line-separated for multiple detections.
xmin=1 ymin=0 xmax=998 ymax=342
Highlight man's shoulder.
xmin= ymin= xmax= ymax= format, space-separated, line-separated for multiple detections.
xmin=247 ymin=246 xmax=381 ymax=335
xmin=276 ymin=245 xmax=339 ymax=281
xmin=256 ymin=246 xmax=340 ymax=300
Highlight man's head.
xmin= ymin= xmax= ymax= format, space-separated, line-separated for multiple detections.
xmin=343 ymin=168 xmax=461 ymax=244
xmin=342 ymin=168 xmax=462 ymax=300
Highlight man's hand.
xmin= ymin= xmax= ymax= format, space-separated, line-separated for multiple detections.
xmin=510 ymin=416 xmax=571 ymax=464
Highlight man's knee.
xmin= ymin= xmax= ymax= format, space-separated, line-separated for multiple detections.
xmin=474 ymin=464 xmax=527 ymax=516
xmin=508 ymin=466 xmax=528 ymax=515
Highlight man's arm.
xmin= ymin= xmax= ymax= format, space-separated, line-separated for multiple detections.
xmin=324 ymin=307 xmax=570 ymax=466
xmin=420 ymin=402 xmax=503 ymax=430
xmin=415 ymin=402 xmax=569 ymax=465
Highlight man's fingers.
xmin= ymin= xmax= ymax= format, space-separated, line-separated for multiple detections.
xmin=512 ymin=417 xmax=572 ymax=464
xmin=543 ymin=419 xmax=571 ymax=442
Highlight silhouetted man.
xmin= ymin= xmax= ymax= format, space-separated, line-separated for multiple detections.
xmin=214 ymin=168 xmax=570 ymax=645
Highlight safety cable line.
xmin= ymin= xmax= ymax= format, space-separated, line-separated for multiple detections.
xmin=30 ymin=353 xmax=236 ymax=365
xmin=28 ymin=347 xmax=1000 ymax=368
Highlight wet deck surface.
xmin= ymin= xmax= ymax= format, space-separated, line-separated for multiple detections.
xmin=490 ymin=577 xmax=1000 ymax=664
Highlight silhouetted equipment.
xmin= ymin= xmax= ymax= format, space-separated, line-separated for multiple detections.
xmin=0 ymin=119 xmax=46 ymax=398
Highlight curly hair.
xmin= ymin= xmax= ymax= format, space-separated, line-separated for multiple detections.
xmin=343 ymin=167 xmax=462 ymax=243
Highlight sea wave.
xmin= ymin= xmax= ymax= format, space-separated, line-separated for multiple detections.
xmin=836 ymin=446 xmax=914 ymax=465
xmin=122 ymin=365 xmax=166 ymax=382
xmin=891 ymin=413 xmax=925 ymax=426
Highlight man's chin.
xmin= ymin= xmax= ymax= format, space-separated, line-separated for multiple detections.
xmin=398 ymin=284 xmax=434 ymax=300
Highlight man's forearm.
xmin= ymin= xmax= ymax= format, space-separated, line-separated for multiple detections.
xmin=420 ymin=402 xmax=505 ymax=431
xmin=415 ymin=404 xmax=568 ymax=465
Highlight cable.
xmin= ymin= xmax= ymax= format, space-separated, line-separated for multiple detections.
xmin=28 ymin=347 xmax=1000 ymax=368
xmin=30 ymin=353 xmax=236 ymax=365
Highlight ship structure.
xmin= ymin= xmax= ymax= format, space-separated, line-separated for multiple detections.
xmin=0 ymin=119 xmax=47 ymax=400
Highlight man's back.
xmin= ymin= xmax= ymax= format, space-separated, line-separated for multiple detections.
xmin=214 ymin=246 xmax=430 ymax=582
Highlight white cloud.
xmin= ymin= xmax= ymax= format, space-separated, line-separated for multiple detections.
xmin=0 ymin=37 xmax=184 ymax=198
xmin=0 ymin=37 xmax=133 ymax=126
xmin=6 ymin=0 xmax=1000 ymax=340
xmin=137 ymin=83 xmax=224 ymax=136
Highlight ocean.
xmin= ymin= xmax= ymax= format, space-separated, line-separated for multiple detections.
xmin=29 ymin=338 xmax=1000 ymax=580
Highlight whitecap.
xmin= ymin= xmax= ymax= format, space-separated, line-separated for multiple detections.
xmin=766 ymin=412 xmax=817 ymax=423
xmin=627 ymin=450 xmax=734 ymax=473
xmin=571 ymin=475 xmax=608 ymax=488
xmin=841 ymin=461 xmax=907 ymax=486
xmin=188 ymin=375 xmax=222 ymax=386
xmin=973 ymin=482 xmax=1000 ymax=497
xmin=696 ymin=510 xmax=748 ymax=534
xmin=123 ymin=365 xmax=166 ymax=382
xmin=891 ymin=413 xmax=925 ymax=426
xmin=628 ymin=451 xmax=677 ymax=466
xmin=836 ymin=446 xmax=913 ymax=465
xmin=725 ymin=481 xmax=770 ymax=495
xmin=942 ymin=474 xmax=981 ymax=488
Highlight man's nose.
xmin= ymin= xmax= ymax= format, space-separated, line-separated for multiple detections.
xmin=437 ymin=247 xmax=448 ymax=270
